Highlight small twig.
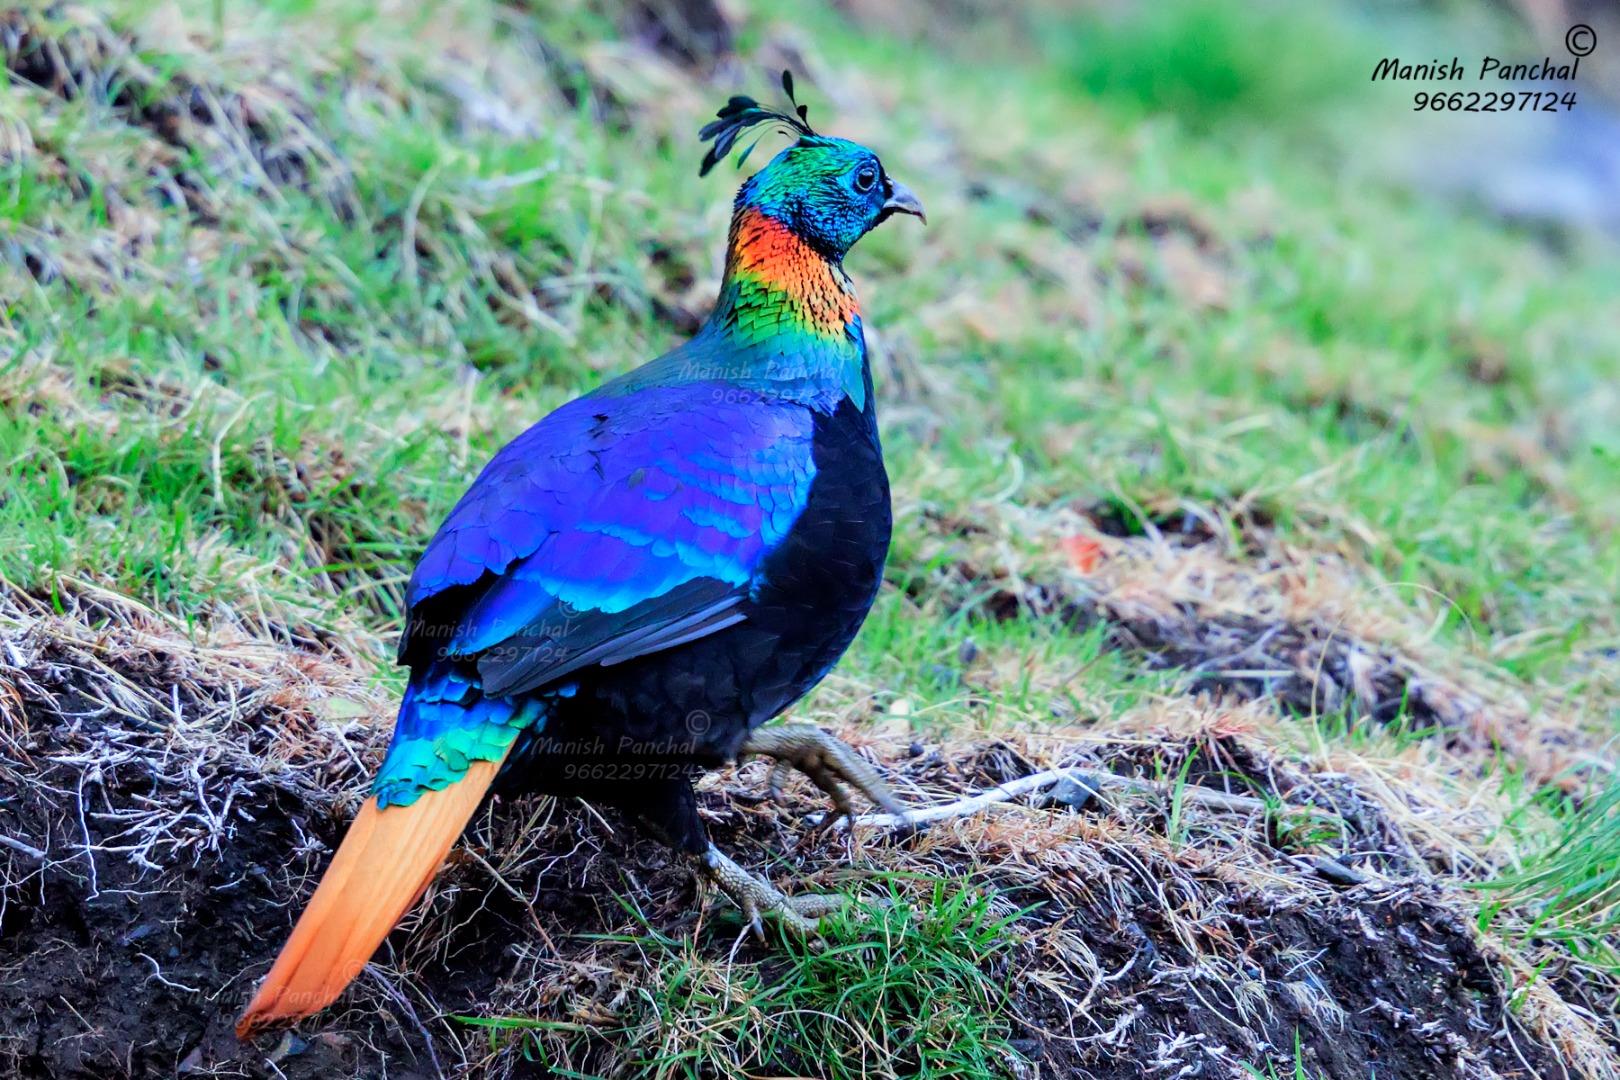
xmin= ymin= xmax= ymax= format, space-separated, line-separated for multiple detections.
xmin=464 ymin=847 xmax=558 ymax=957
xmin=401 ymin=161 xmax=444 ymax=304
xmin=831 ymin=766 xmax=1271 ymax=831
xmin=1298 ymin=853 xmax=1371 ymax=887
xmin=363 ymin=964 xmax=446 ymax=1080
xmin=0 ymin=834 xmax=48 ymax=862
xmin=76 ymin=768 xmax=100 ymax=898
xmin=139 ymin=952 xmax=201 ymax=993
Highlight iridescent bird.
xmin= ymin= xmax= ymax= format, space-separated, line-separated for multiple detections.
xmin=238 ymin=72 xmax=924 ymax=1036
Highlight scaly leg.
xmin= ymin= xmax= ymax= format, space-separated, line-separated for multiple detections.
xmin=698 ymin=844 xmax=845 ymax=939
xmin=739 ymin=723 xmax=904 ymax=828
xmin=613 ymin=777 xmax=845 ymax=939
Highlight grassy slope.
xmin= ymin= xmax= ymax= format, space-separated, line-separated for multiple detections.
xmin=3 ymin=0 xmax=1619 ymax=1077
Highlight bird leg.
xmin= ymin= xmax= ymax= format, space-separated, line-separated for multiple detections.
xmin=698 ymin=844 xmax=845 ymax=939
xmin=739 ymin=724 xmax=904 ymax=828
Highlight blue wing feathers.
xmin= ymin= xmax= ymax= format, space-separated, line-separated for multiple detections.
xmin=406 ymin=385 xmax=814 ymax=610
xmin=375 ymin=377 xmax=818 ymax=803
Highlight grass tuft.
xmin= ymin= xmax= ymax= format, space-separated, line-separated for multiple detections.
xmin=755 ymin=881 xmax=1024 ymax=1079
xmin=460 ymin=881 xmax=1023 ymax=1080
xmin=1482 ymin=774 xmax=1620 ymax=977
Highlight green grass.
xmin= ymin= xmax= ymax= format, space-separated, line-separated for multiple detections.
xmin=7 ymin=0 xmax=1617 ymax=684
xmin=1242 ymin=1030 xmax=1327 ymax=1080
xmin=748 ymin=882 xmax=1023 ymax=1079
xmin=1052 ymin=0 xmax=1370 ymax=130
xmin=462 ymin=881 xmax=1023 ymax=1079
xmin=1480 ymin=774 xmax=1620 ymax=979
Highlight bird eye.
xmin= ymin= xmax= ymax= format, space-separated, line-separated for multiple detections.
xmin=853 ymin=165 xmax=878 ymax=193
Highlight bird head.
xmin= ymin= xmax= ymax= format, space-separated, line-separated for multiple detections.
xmin=700 ymin=72 xmax=925 ymax=261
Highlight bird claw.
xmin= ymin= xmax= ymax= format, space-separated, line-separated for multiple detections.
xmin=700 ymin=727 xmax=896 ymax=942
xmin=741 ymin=724 xmax=904 ymax=827
xmin=698 ymin=845 xmax=841 ymax=941
xmin=765 ymin=758 xmax=794 ymax=803
xmin=779 ymin=891 xmax=847 ymax=920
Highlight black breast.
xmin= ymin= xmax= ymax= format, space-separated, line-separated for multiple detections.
xmin=521 ymin=394 xmax=890 ymax=779
xmin=739 ymin=394 xmax=892 ymax=720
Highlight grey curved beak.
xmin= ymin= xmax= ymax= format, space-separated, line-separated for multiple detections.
xmin=882 ymin=180 xmax=926 ymax=225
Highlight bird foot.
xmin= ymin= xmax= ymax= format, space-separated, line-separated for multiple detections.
xmin=739 ymin=723 xmax=904 ymax=830
xmin=699 ymin=844 xmax=844 ymax=940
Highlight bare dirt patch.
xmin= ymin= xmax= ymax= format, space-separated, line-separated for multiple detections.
xmin=915 ymin=503 xmax=1590 ymax=791
xmin=0 ymin=587 xmax=1597 ymax=1079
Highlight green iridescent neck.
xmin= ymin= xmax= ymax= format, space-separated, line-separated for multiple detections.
xmin=702 ymin=207 xmax=868 ymax=410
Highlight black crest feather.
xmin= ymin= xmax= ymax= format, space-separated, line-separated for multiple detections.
xmin=699 ymin=70 xmax=817 ymax=177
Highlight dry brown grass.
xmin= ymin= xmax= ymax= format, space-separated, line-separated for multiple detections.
xmin=3 ymin=558 xmax=1615 ymax=1078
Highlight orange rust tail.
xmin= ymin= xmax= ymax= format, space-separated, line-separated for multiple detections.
xmin=235 ymin=757 xmax=505 ymax=1039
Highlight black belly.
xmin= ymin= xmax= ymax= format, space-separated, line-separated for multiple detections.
xmin=506 ymin=395 xmax=890 ymax=795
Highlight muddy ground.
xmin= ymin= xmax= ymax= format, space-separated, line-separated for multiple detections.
xmin=0 ymin=596 xmax=1581 ymax=1080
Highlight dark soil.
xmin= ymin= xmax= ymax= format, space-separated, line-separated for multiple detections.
xmin=1014 ymin=872 xmax=1570 ymax=1080
xmin=0 ymin=631 xmax=1582 ymax=1079
xmin=932 ymin=546 xmax=1479 ymax=745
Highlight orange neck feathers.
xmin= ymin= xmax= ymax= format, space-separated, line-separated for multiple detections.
xmin=718 ymin=208 xmax=859 ymax=341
